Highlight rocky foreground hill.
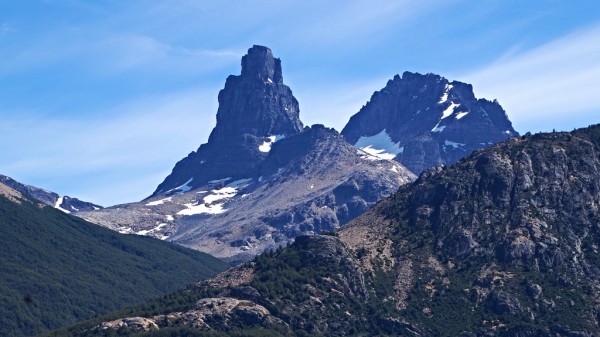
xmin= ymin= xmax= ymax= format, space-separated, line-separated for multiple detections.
xmin=48 ymin=124 xmax=600 ymax=336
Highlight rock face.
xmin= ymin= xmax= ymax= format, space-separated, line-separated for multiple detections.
xmin=0 ymin=174 xmax=102 ymax=213
xmin=89 ymin=125 xmax=600 ymax=336
xmin=79 ymin=46 xmax=415 ymax=261
xmin=153 ymin=45 xmax=303 ymax=195
xmin=341 ymin=71 xmax=518 ymax=174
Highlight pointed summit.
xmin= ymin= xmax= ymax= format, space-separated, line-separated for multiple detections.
xmin=342 ymin=71 xmax=518 ymax=174
xmin=241 ymin=45 xmax=283 ymax=83
xmin=153 ymin=46 xmax=303 ymax=194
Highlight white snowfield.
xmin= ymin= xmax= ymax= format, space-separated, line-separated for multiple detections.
xmin=354 ymin=130 xmax=403 ymax=160
xmin=54 ymin=196 xmax=71 ymax=214
xmin=177 ymin=178 xmax=253 ymax=216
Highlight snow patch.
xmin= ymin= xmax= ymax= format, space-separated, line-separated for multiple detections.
xmin=360 ymin=146 xmax=397 ymax=160
xmin=258 ymin=135 xmax=285 ymax=153
xmin=443 ymin=140 xmax=465 ymax=149
xmin=441 ymin=102 xmax=460 ymax=119
xmin=54 ymin=196 xmax=71 ymax=214
xmin=117 ymin=227 xmax=132 ymax=234
xmin=355 ymin=130 xmax=402 ymax=160
xmin=203 ymin=187 xmax=237 ymax=204
xmin=177 ymin=185 xmax=240 ymax=216
xmin=146 ymin=197 xmax=172 ymax=206
xmin=455 ymin=111 xmax=469 ymax=120
xmin=166 ymin=215 xmax=174 ymax=221
xmin=438 ymin=84 xmax=453 ymax=104
xmin=136 ymin=223 xmax=167 ymax=236
xmin=174 ymin=178 xmax=193 ymax=193
xmin=178 ymin=202 xmax=226 ymax=215
xmin=431 ymin=124 xmax=446 ymax=133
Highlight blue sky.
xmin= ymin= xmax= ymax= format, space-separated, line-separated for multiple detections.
xmin=1 ymin=0 xmax=600 ymax=206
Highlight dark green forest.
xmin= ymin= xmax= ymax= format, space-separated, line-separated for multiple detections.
xmin=0 ymin=195 xmax=227 ymax=337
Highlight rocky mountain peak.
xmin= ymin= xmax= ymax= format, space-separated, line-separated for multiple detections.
xmin=241 ymin=45 xmax=283 ymax=83
xmin=207 ymin=45 xmax=302 ymax=143
xmin=153 ymin=46 xmax=304 ymax=194
xmin=342 ymin=71 xmax=518 ymax=174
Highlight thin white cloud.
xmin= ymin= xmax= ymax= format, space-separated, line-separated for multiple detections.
xmin=0 ymin=86 xmax=221 ymax=205
xmin=91 ymin=34 xmax=241 ymax=72
xmin=462 ymin=23 xmax=600 ymax=133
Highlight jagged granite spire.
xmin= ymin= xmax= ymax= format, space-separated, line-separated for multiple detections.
xmin=342 ymin=71 xmax=518 ymax=174
xmin=153 ymin=46 xmax=303 ymax=195
xmin=241 ymin=45 xmax=283 ymax=83
xmin=208 ymin=45 xmax=302 ymax=143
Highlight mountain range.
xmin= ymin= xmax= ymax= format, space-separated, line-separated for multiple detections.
xmin=76 ymin=46 xmax=514 ymax=263
xmin=57 ymin=124 xmax=600 ymax=337
xmin=5 ymin=44 xmax=566 ymax=337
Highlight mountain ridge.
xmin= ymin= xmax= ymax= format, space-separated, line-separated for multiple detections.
xmin=0 ymin=174 xmax=102 ymax=213
xmin=65 ymin=123 xmax=600 ymax=336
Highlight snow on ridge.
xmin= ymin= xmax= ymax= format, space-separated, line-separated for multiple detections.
xmin=54 ymin=196 xmax=71 ymax=214
xmin=170 ymin=178 xmax=193 ymax=193
xmin=354 ymin=130 xmax=402 ymax=160
xmin=438 ymin=84 xmax=453 ymax=104
xmin=258 ymin=134 xmax=285 ymax=153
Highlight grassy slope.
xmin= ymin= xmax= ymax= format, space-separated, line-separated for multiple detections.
xmin=0 ymin=195 xmax=227 ymax=337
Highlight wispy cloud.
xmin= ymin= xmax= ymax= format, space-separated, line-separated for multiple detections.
xmin=462 ymin=23 xmax=600 ymax=133
xmin=0 ymin=86 xmax=221 ymax=205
